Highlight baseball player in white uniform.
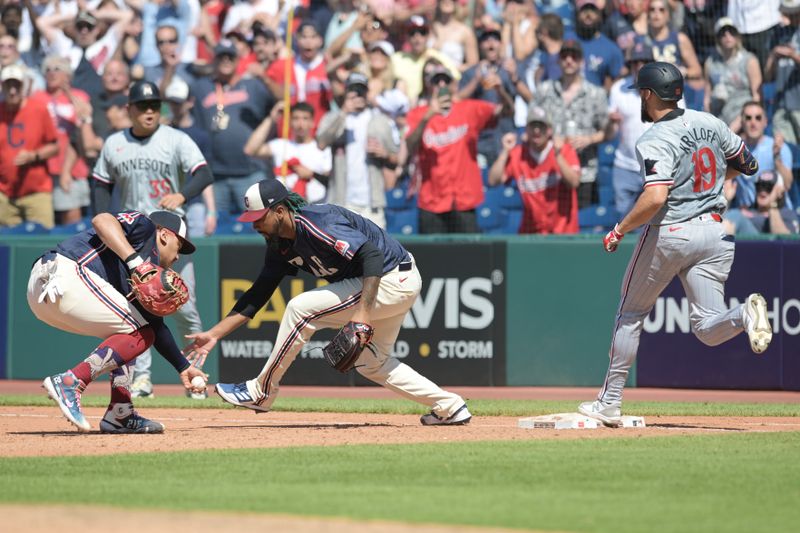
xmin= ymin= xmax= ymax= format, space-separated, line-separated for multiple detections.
xmin=92 ymin=80 xmax=214 ymax=398
xmin=183 ymin=179 xmax=472 ymax=425
xmin=579 ymin=62 xmax=773 ymax=426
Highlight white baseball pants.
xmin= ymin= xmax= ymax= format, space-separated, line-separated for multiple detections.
xmin=245 ymin=260 xmax=465 ymax=418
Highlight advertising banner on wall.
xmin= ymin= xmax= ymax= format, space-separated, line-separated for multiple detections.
xmin=217 ymin=240 xmax=507 ymax=386
xmin=637 ymin=241 xmax=800 ymax=390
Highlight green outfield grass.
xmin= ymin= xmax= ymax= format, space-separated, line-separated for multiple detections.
xmin=1 ymin=433 xmax=799 ymax=533
xmin=2 ymin=393 xmax=800 ymax=417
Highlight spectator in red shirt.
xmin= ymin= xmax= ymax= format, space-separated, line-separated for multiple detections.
xmin=489 ymin=106 xmax=581 ymax=234
xmin=265 ymin=21 xmax=331 ymax=133
xmin=0 ymin=65 xmax=58 ymax=228
xmin=405 ymin=66 xmax=502 ymax=233
xmin=29 ymin=55 xmax=91 ymax=226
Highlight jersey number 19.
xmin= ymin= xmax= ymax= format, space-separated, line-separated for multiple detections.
xmin=691 ymin=147 xmax=717 ymax=192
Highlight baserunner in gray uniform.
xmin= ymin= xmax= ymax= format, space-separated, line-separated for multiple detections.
xmin=91 ymin=80 xmax=214 ymax=400
xmin=579 ymin=63 xmax=773 ymax=427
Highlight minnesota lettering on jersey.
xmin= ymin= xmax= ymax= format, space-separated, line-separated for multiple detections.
xmin=678 ymin=127 xmax=719 ymax=155
xmin=113 ymin=158 xmax=173 ymax=176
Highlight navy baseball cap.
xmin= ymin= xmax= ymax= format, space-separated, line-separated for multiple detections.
xmin=214 ymin=39 xmax=238 ymax=58
xmin=239 ymin=179 xmax=289 ymax=222
xmin=148 ymin=211 xmax=195 ymax=254
xmin=128 ymin=80 xmax=161 ymax=104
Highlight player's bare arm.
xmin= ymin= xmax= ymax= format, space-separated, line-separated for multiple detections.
xmin=92 ymin=213 xmax=138 ymax=262
xmin=488 ymin=132 xmax=517 ymax=186
xmin=184 ymin=313 xmax=250 ymax=366
xmin=349 ymin=241 xmax=386 ymax=325
xmin=405 ymin=95 xmax=444 ymax=155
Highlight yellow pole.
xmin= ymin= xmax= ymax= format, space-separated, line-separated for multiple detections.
xmin=279 ymin=5 xmax=295 ymax=184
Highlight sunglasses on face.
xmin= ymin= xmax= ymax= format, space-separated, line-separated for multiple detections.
xmin=560 ymin=51 xmax=581 ymax=61
xmin=76 ymin=23 xmax=94 ymax=32
xmin=409 ymin=28 xmax=428 ymax=37
xmin=157 ymin=37 xmax=179 ymax=46
xmin=135 ymin=101 xmax=161 ymax=112
xmin=756 ymin=182 xmax=775 ymax=193
xmin=744 ymin=114 xmax=763 ymax=122
xmin=717 ymin=28 xmax=737 ymax=39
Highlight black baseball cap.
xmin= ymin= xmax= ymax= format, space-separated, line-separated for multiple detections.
xmin=128 ymin=80 xmax=161 ymax=104
xmin=148 ymin=211 xmax=196 ymax=254
xmin=239 ymin=179 xmax=289 ymax=222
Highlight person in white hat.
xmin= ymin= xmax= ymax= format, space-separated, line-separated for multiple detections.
xmin=0 ymin=64 xmax=59 ymax=228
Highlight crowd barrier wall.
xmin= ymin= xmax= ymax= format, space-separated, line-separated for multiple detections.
xmin=1 ymin=235 xmax=797 ymax=390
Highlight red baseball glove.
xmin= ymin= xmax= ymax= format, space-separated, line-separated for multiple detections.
xmin=129 ymin=262 xmax=189 ymax=317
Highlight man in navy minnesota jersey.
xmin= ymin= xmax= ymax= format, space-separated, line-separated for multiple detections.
xmin=185 ymin=179 xmax=471 ymax=425
xmin=30 ymin=211 xmax=207 ymax=433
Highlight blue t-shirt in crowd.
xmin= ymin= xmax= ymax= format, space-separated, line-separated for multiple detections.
xmin=734 ymin=136 xmax=794 ymax=209
xmin=190 ymin=77 xmax=274 ymax=177
xmin=568 ymin=32 xmax=624 ymax=87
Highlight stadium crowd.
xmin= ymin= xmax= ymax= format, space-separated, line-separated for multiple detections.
xmin=0 ymin=0 xmax=799 ymax=237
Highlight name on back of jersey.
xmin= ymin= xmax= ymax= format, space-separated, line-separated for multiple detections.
xmin=678 ymin=127 xmax=719 ymax=155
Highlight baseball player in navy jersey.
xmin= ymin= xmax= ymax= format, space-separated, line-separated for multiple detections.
xmin=32 ymin=210 xmax=207 ymax=433
xmin=184 ymin=179 xmax=471 ymax=425
xmin=579 ymin=62 xmax=773 ymax=426
xmin=91 ymin=80 xmax=214 ymax=399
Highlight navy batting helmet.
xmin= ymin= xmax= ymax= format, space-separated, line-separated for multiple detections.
xmin=628 ymin=61 xmax=683 ymax=101
xmin=128 ymin=80 xmax=161 ymax=104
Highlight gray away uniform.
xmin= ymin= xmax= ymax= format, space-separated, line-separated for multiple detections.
xmin=598 ymin=108 xmax=751 ymax=406
xmin=93 ymin=126 xmax=208 ymax=383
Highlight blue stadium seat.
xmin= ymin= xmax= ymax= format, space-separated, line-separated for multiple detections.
xmin=597 ymin=164 xmax=614 ymax=187
xmin=578 ymin=205 xmax=618 ymax=232
xmin=598 ymin=184 xmax=615 ymax=207
xmin=477 ymin=205 xmax=502 ymax=231
xmin=385 ymin=207 xmax=418 ymax=235
xmin=481 ymin=166 xmax=490 ymax=186
xmin=597 ymin=142 xmax=617 ymax=167
xmin=215 ymin=213 xmax=257 ymax=235
xmin=50 ymin=218 xmax=91 ymax=235
xmin=0 ymin=222 xmax=50 ymax=235
xmin=385 ymin=186 xmax=414 ymax=209
xmin=498 ymin=182 xmax=523 ymax=210
xmin=483 ymin=184 xmax=507 ymax=209
xmin=502 ymin=209 xmax=523 ymax=233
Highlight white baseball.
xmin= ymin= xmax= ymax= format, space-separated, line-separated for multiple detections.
xmin=191 ymin=376 xmax=207 ymax=390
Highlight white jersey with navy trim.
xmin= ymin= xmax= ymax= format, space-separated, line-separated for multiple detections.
xmin=93 ymin=125 xmax=207 ymax=217
xmin=636 ymin=108 xmax=744 ymax=225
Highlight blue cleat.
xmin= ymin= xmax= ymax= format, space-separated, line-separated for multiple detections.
xmin=99 ymin=403 xmax=164 ymax=434
xmin=215 ymin=382 xmax=270 ymax=413
xmin=42 ymin=371 xmax=91 ymax=432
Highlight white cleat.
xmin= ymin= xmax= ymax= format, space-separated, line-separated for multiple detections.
xmin=744 ymin=293 xmax=772 ymax=354
xmin=578 ymin=400 xmax=622 ymax=427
